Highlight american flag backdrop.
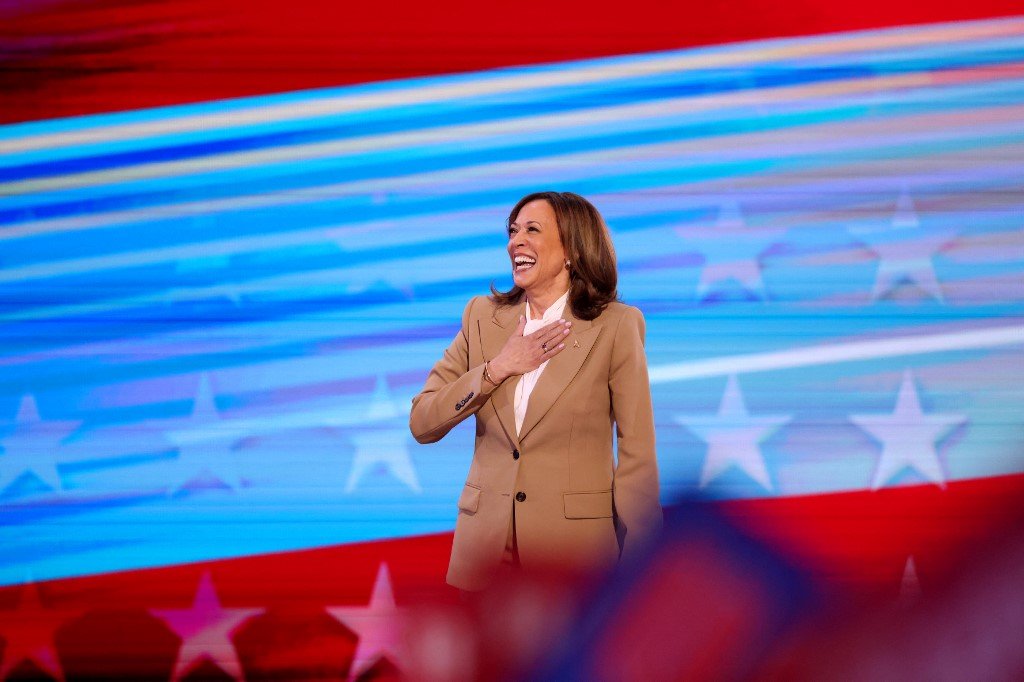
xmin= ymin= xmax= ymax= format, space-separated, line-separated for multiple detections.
xmin=1 ymin=1 xmax=1024 ymax=679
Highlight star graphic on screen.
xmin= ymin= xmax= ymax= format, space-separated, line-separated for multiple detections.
xmin=898 ymin=555 xmax=922 ymax=608
xmin=0 ymin=394 xmax=79 ymax=497
xmin=674 ymin=200 xmax=784 ymax=300
xmin=330 ymin=227 xmax=416 ymax=300
xmin=162 ymin=281 xmax=246 ymax=306
xmin=673 ymin=375 xmax=791 ymax=491
xmin=327 ymin=563 xmax=406 ymax=681
xmin=851 ymin=190 xmax=954 ymax=302
xmin=890 ymin=187 xmax=921 ymax=230
xmin=163 ymin=374 xmax=247 ymax=495
xmin=170 ymin=245 xmax=245 ymax=305
xmin=850 ymin=369 xmax=966 ymax=490
xmin=344 ymin=376 xmax=421 ymax=494
xmin=336 ymin=270 xmax=416 ymax=302
xmin=151 ymin=572 xmax=263 ymax=682
xmin=0 ymin=581 xmax=78 ymax=682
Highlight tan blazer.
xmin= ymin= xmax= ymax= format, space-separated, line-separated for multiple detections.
xmin=410 ymin=295 xmax=662 ymax=591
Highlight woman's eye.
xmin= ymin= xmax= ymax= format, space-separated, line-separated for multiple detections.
xmin=528 ymin=226 xmax=539 ymax=232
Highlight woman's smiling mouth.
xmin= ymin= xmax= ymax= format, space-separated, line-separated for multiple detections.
xmin=514 ymin=255 xmax=537 ymax=272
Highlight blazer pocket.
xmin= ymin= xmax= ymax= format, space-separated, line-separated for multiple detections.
xmin=457 ymin=483 xmax=482 ymax=514
xmin=563 ymin=490 xmax=613 ymax=519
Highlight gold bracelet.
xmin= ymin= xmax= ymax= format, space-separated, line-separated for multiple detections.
xmin=483 ymin=361 xmax=500 ymax=386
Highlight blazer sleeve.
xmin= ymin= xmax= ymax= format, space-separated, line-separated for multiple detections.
xmin=409 ymin=296 xmax=499 ymax=444
xmin=609 ymin=305 xmax=664 ymax=560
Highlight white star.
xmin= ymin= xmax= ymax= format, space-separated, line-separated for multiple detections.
xmin=330 ymin=231 xmax=416 ymax=300
xmin=161 ymin=282 xmax=245 ymax=306
xmin=171 ymin=250 xmax=244 ymax=304
xmin=675 ymin=200 xmax=784 ymax=300
xmin=344 ymin=376 xmax=420 ymax=494
xmin=850 ymin=369 xmax=965 ymax=490
xmin=338 ymin=273 xmax=415 ymax=301
xmin=891 ymin=188 xmax=920 ymax=229
xmin=327 ymin=563 xmax=406 ymax=681
xmin=898 ymin=555 xmax=922 ymax=608
xmin=697 ymin=259 xmax=766 ymax=300
xmin=0 ymin=395 xmax=79 ymax=496
xmin=673 ymin=375 xmax=791 ymax=491
xmin=852 ymin=190 xmax=954 ymax=302
xmin=151 ymin=572 xmax=263 ymax=682
xmin=163 ymin=374 xmax=247 ymax=495
xmin=346 ymin=431 xmax=421 ymax=494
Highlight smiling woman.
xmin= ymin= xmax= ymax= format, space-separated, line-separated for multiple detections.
xmin=494 ymin=192 xmax=620 ymax=322
xmin=409 ymin=191 xmax=663 ymax=592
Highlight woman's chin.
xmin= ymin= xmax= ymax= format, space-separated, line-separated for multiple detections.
xmin=512 ymin=271 xmax=534 ymax=289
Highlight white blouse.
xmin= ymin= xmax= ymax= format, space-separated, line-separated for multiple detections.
xmin=513 ymin=290 xmax=569 ymax=435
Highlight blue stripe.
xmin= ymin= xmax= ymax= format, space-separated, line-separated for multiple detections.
xmin=4 ymin=43 xmax=1024 ymax=183
xmin=5 ymin=76 xmax=1024 ymax=226
xmin=1 ymin=190 xmax=1019 ymax=369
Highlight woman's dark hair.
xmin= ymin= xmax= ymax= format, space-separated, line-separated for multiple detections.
xmin=490 ymin=191 xmax=618 ymax=321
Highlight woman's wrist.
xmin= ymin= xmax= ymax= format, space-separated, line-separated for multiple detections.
xmin=482 ymin=361 xmax=498 ymax=386
xmin=484 ymin=359 xmax=509 ymax=385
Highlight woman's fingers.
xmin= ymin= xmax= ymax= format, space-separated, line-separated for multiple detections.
xmin=544 ymin=321 xmax=577 ymax=342
xmin=537 ymin=326 xmax=570 ymax=351
xmin=542 ymin=341 xmax=567 ymax=358
xmin=530 ymin=320 xmax=571 ymax=345
xmin=533 ymin=327 xmax=570 ymax=364
xmin=502 ymin=319 xmax=571 ymax=373
xmin=527 ymin=319 xmax=566 ymax=339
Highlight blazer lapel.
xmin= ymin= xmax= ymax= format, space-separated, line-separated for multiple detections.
xmin=482 ymin=300 xmax=525 ymax=445
xmin=517 ymin=307 xmax=600 ymax=442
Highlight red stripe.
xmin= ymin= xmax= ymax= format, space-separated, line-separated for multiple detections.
xmin=724 ymin=473 xmax=1024 ymax=597
xmin=3 ymin=474 xmax=1021 ymax=678
xmin=1 ymin=0 xmax=1020 ymax=124
xmin=9 ymin=472 xmax=1020 ymax=607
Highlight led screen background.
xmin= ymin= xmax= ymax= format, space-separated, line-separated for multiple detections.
xmin=1 ymin=2 xmax=1023 ymax=679
xmin=2 ymin=0 xmax=1023 ymax=584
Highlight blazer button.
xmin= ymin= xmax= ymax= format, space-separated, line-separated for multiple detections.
xmin=515 ymin=491 xmax=526 ymax=502
xmin=512 ymin=449 xmax=520 ymax=460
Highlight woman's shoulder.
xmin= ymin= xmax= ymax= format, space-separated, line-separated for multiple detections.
xmin=596 ymin=300 xmax=644 ymax=325
xmin=595 ymin=302 xmax=646 ymax=346
xmin=463 ymin=294 xmax=501 ymax=316
xmin=458 ymin=294 xmax=510 ymax=326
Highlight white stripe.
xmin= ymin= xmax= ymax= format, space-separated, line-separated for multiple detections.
xmin=3 ymin=87 xmax=1023 ymax=251
xmin=649 ymin=324 xmax=1024 ymax=383
xmin=0 ymin=70 xmax=937 ymax=197
xmin=0 ymin=122 xmax=1021 ymax=291
xmin=2 ymin=17 xmax=1021 ymax=155
xmin=0 ymin=244 xmax=503 ymax=325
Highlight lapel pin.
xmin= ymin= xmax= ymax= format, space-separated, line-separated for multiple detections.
xmin=573 ymin=339 xmax=580 ymax=348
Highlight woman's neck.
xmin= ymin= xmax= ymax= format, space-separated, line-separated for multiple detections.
xmin=526 ymin=284 xmax=569 ymax=320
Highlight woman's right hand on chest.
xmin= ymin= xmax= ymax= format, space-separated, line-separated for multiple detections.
xmin=488 ymin=316 xmax=571 ymax=382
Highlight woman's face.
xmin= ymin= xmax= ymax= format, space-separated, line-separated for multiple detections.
xmin=507 ymin=199 xmax=569 ymax=296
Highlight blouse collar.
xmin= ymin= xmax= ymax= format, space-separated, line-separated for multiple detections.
xmin=526 ymin=289 xmax=569 ymax=323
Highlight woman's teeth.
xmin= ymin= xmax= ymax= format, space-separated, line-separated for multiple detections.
xmin=514 ymin=257 xmax=536 ymax=272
